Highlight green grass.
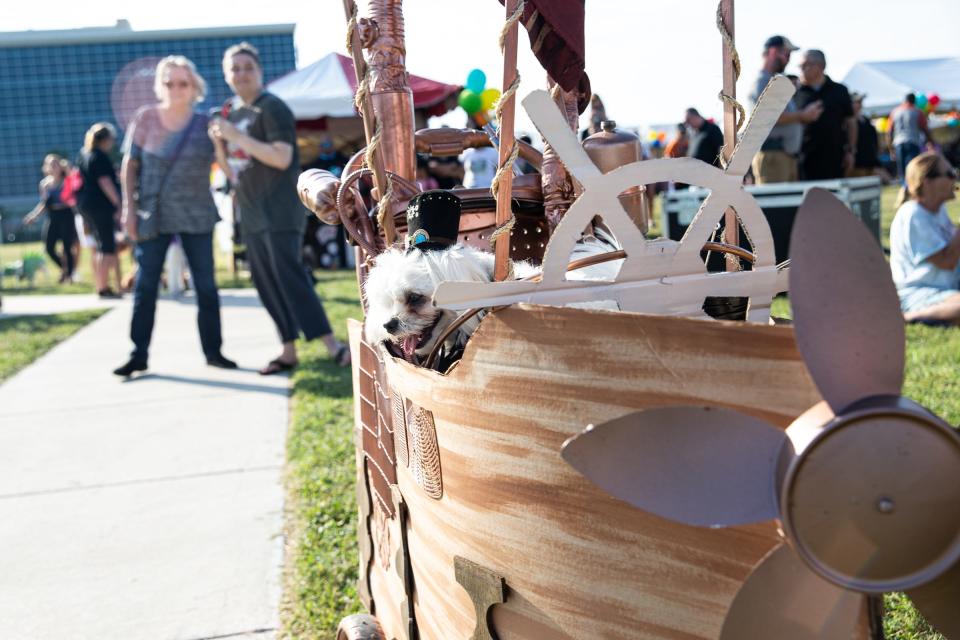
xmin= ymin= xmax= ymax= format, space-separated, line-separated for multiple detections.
xmin=283 ymin=189 xmax=960 ymax=638
xmin=885 ymin=592 xmax=943 ymax=639
xmin=0 ymin=241 xmax=250 ymax=295
xmin=0 ymin=309 xmax=107 ymax=382
xmin=282 ymin=270 xmax=362 ymax=639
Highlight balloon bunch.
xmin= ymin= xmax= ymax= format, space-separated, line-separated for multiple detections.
xmin=647 ymin=130 xmax=667 ymax=150
xmin=915 ymin=92 xmax=941 ymax=114
xmin=947 ymin=111 xmax=960 ymax=128
xmin=457 ymin=68 xmax=501 ymax=125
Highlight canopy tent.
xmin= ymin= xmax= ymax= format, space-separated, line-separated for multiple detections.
xmin=842 ymin=57 xmax=960 ymax=117
xmin=267 ymin=52 xmax=461 ymax=121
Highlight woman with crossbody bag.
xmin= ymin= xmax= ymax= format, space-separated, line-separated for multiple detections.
xmin=114 ymin=55 xmax=236 ymax=377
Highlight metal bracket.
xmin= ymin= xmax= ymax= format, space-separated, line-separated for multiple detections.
xmin=454 ymin=556 xmax=506 ymax=640
xmin=392 ymin=486 xmax=418 ymax=640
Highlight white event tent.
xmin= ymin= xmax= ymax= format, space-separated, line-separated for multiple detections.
xmin=842 ymin=57 xmax=960 ymax=117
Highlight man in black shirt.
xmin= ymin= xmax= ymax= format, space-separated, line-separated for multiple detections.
xmin=684 ymin=108 xmax=724 ymax=168
xmin=794 ymin=49 xmax=856 ymax=180
xmin=851 ymin=92 xmax=883 ymax=178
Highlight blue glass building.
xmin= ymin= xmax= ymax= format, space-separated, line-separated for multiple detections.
xmin=0 ymin=21 xmax=295 ymax=221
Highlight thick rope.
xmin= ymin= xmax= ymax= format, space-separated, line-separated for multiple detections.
xmin=549 ymin=82 xmax=563 ymax=101
xmin=490 ymin=0 xmax=525 ymax=259
xmin=498 ymin=0 xmax=526 ymax=51
xmin=715 ymin=1 xmax=745 ymax=135
xmin=364 ymin=120 xmax=397 ymax=239
xmin=355 ymin=75 xmax=371 ymax=114
xmin=345 ymin=5 xmax=358 ymax=54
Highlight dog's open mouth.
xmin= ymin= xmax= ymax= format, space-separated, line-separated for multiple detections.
xmin=399 ymin=314 xmax=442 ymax=359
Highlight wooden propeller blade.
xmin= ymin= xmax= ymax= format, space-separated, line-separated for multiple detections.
xmin=720 ymin=543 xmax=865 ymax=640
xmin=908 ymin=560 xmax=960 ymax=639
xmin=561 ymin=407 xmax=788 ymax=528
xmin=789 ymin=188 xmax=905 ymax=412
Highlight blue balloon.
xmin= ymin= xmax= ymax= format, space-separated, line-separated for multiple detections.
xmin=466 ymin=68 xmax=487 ymax=93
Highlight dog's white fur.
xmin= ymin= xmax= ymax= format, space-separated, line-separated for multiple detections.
xmin=364 ymin=229 xmax=621 ymax=362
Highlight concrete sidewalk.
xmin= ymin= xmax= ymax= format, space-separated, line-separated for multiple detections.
xmin=0 ymin=289 xmax=288 ymax=640
xmin=0 ymin=292 xmax=124 ymax=319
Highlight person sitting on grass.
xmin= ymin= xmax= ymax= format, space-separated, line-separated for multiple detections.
xmin=889 ymin=151 xmax=960 ymax=324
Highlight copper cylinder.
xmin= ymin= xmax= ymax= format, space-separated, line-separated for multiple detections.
xmin=298 ymin=169 xmax=342 ymax=225
xmin=541 ymin=80 xmax=581 ymax=230
xmin=582 ymin=120 xmax=648 ymax=234
xmin=366 ymin=0 xmax=416 ymax=182
xmin=582 ymin=120 xmax=639 ymax=172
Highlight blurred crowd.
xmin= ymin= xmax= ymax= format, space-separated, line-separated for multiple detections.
xmin=672 ymin=35 xmax=958 ymax=186
xmin=20 ymin=45 xmax=353 ymax=377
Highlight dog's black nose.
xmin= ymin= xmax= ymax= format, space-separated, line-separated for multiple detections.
xmin=383 ymin=318 xmax=400 ymax=334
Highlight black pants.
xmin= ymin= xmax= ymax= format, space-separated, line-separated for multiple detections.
xmin=245 ymin=229 xmax=332 ymax=343
xmin=44 ymin=208 xmax=77 ymax=275
xmin=130 ymin=232 xmax=222 ymax=363
xmin=79 ymin=207 xmax=117 ymax=255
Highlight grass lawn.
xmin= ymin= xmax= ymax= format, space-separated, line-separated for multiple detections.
xmin=0 ymin=240 xmax=249 ymax=295
xmin=0 ymin=309 xmax=107 ymax=383
xmin=282 ymin=270 xmax=361 ymax=639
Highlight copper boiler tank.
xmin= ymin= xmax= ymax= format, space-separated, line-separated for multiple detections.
xmin=581 ymin=120 xmax=649 ymax=234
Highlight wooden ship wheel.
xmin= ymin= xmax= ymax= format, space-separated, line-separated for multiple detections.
xmin=292 ymin=1 xmax=960 ymax=639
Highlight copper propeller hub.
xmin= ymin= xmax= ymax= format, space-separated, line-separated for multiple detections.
xmin=781 ymin=397 xmax=960 ymax=592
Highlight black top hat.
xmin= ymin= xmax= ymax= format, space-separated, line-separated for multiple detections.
xmin=405 ymin=190 xmax=461 ymax=251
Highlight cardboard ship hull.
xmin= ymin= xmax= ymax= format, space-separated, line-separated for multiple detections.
xmin=347 ymin=304 xmax=872 ymax=639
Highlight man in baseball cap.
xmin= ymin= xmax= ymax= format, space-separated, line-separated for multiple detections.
xmin=748 ymin=34 xmax=823 ymax=183
xmin=763 ymin=35 xmax=799 ymax=53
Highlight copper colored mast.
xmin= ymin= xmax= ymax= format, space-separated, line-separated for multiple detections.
xmin=342 ymin=0 xmax=390 ymax=214
xmin=364 ymin=0 xmax=415 ymax=183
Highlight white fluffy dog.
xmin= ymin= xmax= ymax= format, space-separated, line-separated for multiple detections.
xmin=364 ymin=226 xmax=620 ymax=364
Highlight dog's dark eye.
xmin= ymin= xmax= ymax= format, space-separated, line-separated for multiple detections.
xmin=406 ymin=292 xmax=426 ymax=307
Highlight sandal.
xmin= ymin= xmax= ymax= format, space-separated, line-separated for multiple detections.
xmin=259 ymin=358 xmax=297 ymax=376
xmin=334 ymin=344 xmax=351 ymax=367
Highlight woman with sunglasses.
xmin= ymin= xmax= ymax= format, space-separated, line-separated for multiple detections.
xmin=889 ymin=151 xmax=960 ymax=324
xmin=113 ymin=55 xmax=236 ymax=377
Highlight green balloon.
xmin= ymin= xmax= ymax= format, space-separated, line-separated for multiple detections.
xmin=458 ymin=89 xmax=482 ymax=114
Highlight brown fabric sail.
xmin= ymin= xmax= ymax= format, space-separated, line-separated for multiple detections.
xmin=498 ymin=0 xmax=586 ymax=92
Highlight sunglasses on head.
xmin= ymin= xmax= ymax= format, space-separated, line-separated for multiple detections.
xmin=164 ymin=80 xmax=191 ymax=88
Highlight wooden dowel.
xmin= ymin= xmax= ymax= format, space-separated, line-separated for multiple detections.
xmin=494 ymin=0 xmax=520 ymax=281
xmin=719 ymin=0 xmax=739 ymax=271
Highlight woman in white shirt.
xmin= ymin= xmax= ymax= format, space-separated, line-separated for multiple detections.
xmin=889 ymin=152 xmax=960 ymax=323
